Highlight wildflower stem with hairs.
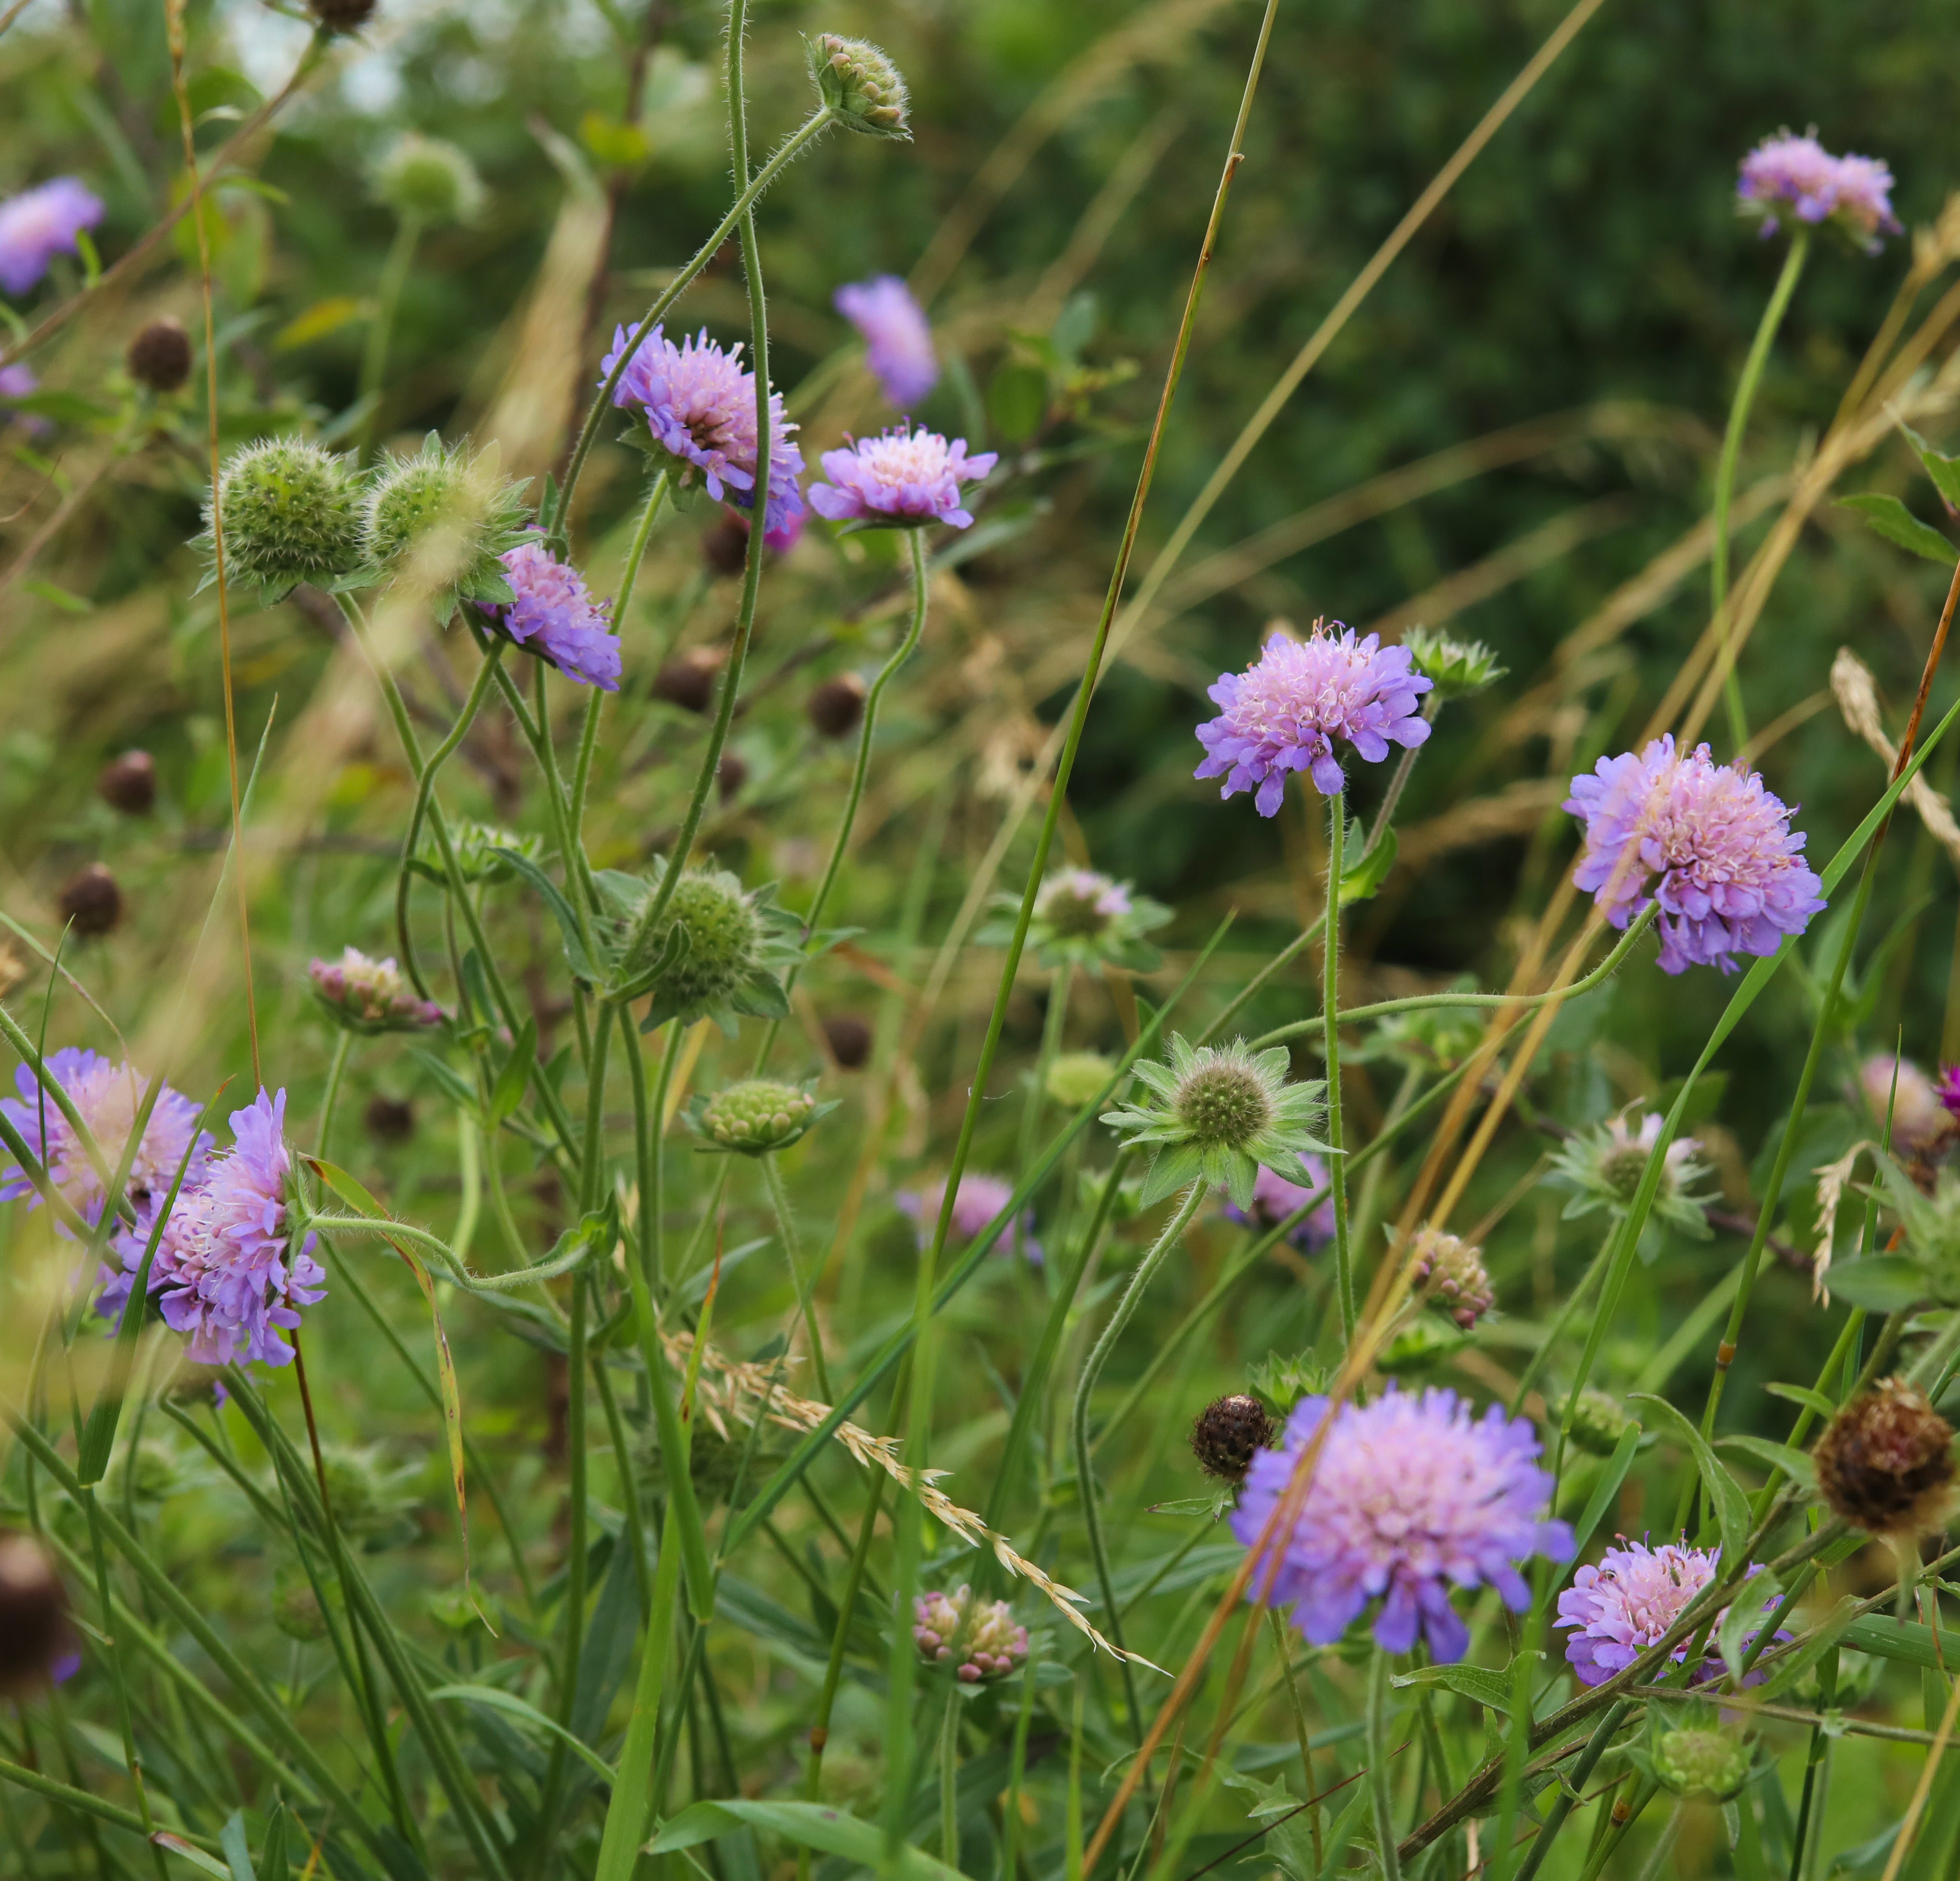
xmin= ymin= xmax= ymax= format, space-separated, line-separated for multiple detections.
xmin=1323 ymin=792 xmax=1356 ymax=1343
xmin=1712 ymin=228 xmax=1809 ymax=754
xmin=761 ymin=1150 xmax=830 ymax=1401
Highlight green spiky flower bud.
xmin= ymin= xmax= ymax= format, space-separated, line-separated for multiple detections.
xmin=1652 ymin=1728 xmax=1748 ymax=1800
xmin=632 ymin=867 xmax=761 ymax=1010
xmin=204 ymin=438 xmax=365 ymax=600
xmin=699 ymin=1080 xmax=818 ymax=1154
xmin=375 ymin=134 xmax=484 ymax=228
xmin=1562 ymin=1388 xmax=1635 ymax=1457
xmin=361 ymin=435 xmax=530 ymax=613
xmin=1174 ymin=1049 xmax=1273 ymax=1151
xmin=808 ymin=34 xmax=910 ymax=138
xmin=1402 ymin=626 xmax=1506 ymax=701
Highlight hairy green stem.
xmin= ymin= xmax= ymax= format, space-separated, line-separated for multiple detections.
xmin=1322 ymin=791 xmax=1357 ymax=1344
xmin=762 ymin=1150 xmax=830 ymax=1401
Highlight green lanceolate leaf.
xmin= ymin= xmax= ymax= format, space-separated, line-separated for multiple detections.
xmin=1836 ymin=492 xmax=1956 ymax=565
xmin=652 ymin=1800 xmax=964 ymax=1881
xmin=1821 ymin=1255 xmax=1927 ymax=1312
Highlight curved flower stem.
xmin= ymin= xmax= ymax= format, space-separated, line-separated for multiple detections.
xmin=356 ymin=215 xmax=421 ymax=462
xmin=315 ymin=1029 xmax=352 ymax=1163
xmin=1367 ymin=1647 xmax=1403 ymax=1881
xmin=1323 ymin=790 xmax=1356 ymax=1347
xmin=1201 ymin=914 xmax=1326 ymax=1045
xmin=1712 ymin=229 xmax=1809 ymax=755
xmin=761 ymin=1150 xmax=830 ymax=1401
xmin=552 ymin=108 xmax=833 ymax=537
xmin=1270 ymin=1610 xmax=1324 ymax=1870
xmin=1070 ymin=1182 xmax=1205 ymax=1749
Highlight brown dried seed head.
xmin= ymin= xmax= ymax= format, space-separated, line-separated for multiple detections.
xmin=702 ymin=511 xmax=750 ymax=577
xmin=58 ymin=863 xmax=121 ymax=937
xmin=823 ymin=1013 xmax=873 ymax=1070
xmin=363 ymin=1094 xmax=415 ymax=1144
xmin=0 ymin=1534 xmax=71 ymax=1695
xmin=126 ymin=318 xmax=192 ymax=393
xmin=1814 ymin=1378 xmax=1957 ymax=1538
xmin=97 ymin=750 xmax=156 ymax=815
xmin=716 ymin=753 xmax=748 ymax=803
xmin=807 ymin=673 xmax=868 ymax=739
xmin=309 ymin=0 xmax=376 ymax=34
xmin=653 ymin=648 xmax=722 ymax=714
xmin=1190 ymin=1393 xmax=1276 ymax=1484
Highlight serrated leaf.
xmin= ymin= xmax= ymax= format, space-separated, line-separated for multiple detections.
xmin=1629 ymin=1393 xmax=1751 ymax=1562
xmin=1391 ymin=1653 xmax=1539 ymax=1715
xmin=1837 ymin=493 xmax=1956 ymax=565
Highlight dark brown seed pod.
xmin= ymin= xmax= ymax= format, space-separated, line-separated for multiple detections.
xmin=701 ymin=511 xmax=750 ymax=577
xmin=308 ymin=0 xmax=375 ymax=33
xmin=652 ymin=648 xmax=722 ymax=715
xmin=807 ymin=673 xmax=868 ymax=739
xmin=126 ymin=318 xmax=192 ymax=393
xmin=0 ymin=1533 xmax=72 ymax=1695
xmin=97 ymin=750 xmax=157 ymax=815
xmin=57 ymin=863 xmax=121 ymax=937
xmin=716 ymin=753 xmax=748 ymax=802
xmin=1191 ymin=1393 xmax=1276 ymax=1484
xmin=1814 ymin=1378 xmax=1956 ymax=1539
xmin=363 ymin=1094 xmax=415 ymax=1144
xmin=823 ymin=1013 xmax=873 ymax=1070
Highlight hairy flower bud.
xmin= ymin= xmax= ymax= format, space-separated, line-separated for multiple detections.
xmin=809 ymin=34 xmax=909 ymax=137
xmin=363 ymin=1094 xmax=414 ymax=1144
xmin=207 ymin=438 xmax=365 ymax=599
xmin=97 ymin=750 xmax=155 ymax=815
xmin=0 ymin=1536 xmax=72 ymax=1694
xmin=1562 ymin=1388 xmax=1634 ymax=1457
xmin=698 ymin=1079 xmax=818 ymax=1153
xmin=375 ymin=134 xmax=484 ymax=228
xmin=701 ymin=510 xmax=750 ymax=576
xmin=1191 ymin=1393 xmax=1276 ymax=1484
xmin=58 ymin=863 xmax=121 ymax=937
xmin=632 ymin=869 xmax=760 ymax=1009
xmin=823 ymin=1013 xmax=872 ymax=1070
xmin=126 ymin=317 xmax=191 ymax=393
xmin=1814 ymin=1378 xmax=1957 ymax=1539
xmin=717 ymin=753 xmax=748 ymax=803
xmin=913 ymin=1586 xmax=1027 ymax=1682
xmin=1175 ymin=1052 xmax=1273 ymax=1151
xmin=1402 ymin=626 xmax=1505 ymax=701
xmin=310 ymin=948 xmax=444 ymax=1033
xmin=362 ymin=436 xmax=530 ymax=612
xmin=1409 ymin=1226 xmax=1494 ymax=1329
xmin=807 ymin=672 xmax=867 ymax=739
xmin=1653 ymin=1727 xmax=1749 ymax=1800
xmin=307 ymin=0 xmax=375 ymax=35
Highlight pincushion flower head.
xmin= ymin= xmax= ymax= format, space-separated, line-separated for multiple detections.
xmin=309 ymin=948 xmax=444 ymax=1034
xmin=982 ymin=867 xmax=1171 ymax=974
xmin=1233 ymin=1386 xmax=1571 ymax=1662
xmin=360 ymin=434 xmax=533 ymax=615
xmin=203 ymin=439 xmax=366 ymax=602
xmin=1737 ymin=132 xmax=1899 ymax=252
xmin=1102 ymin=1036 xmax=1330 ymax=1209
xmin=602 ymin=862 xmax=800 ymax=1036
xmin=913 ymin=1587 xmax=1027 ymax=1683
xmin=897 ymin=1172 xmax=1039 ymax=1264
xmin=0 ymin=1050 xmax=209 ymax=1227
xmin=835 ymin=275 xmax=938 ymax=408
xmin=1194 ymin=622 xmax=1433 ymax=815
xmin=1221 ymin=1152 xmax=1334 ymax=1252
xmin=0 ymin=178 xmax=104 ymax=297
xmin=808 ymin=424 xmax=996 ymax=530
xmin=1565 ymin=736 xmax=1825 ymax=974
xmin=98 ymin=1090 xmax=324 ymax=1370
xmin=1548 ymin=1107 xmax=1716 ymax=1248
xmin=1555 ymin=1538 xmax=1783 ymax=1688
xmin=599 ymin=325 xmax=804 ymax=549
xmin=477 ymin=537 xmax=620 ymax=692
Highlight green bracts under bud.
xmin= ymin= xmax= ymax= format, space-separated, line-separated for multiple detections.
xmin=375 ymin=134 xmax=485 ymax=227
xmin=808 ymin=33 xmax=910 ymax=138
xmin=697 ymin=1080 xmax=820 ymax=1154
xmin=1403 ymin=625 xmax=1506 ymax=700
xmin=205 ymin=438 xmax=365 ymax=600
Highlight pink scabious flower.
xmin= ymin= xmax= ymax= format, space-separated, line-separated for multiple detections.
xmin=897 ymin=1171 xmax=1039 ymax=1263
xmin=834 ymin=275 xmax=939 ymax=408
xmin=1555 ymin=1537 xmax=1786 ymax=1688
xmin=0 ymin=178 xmax=104 ymax=296
xmin=1860 ymin=1055 xmax=1949 ymax=1155
xmin=0 ymin=1049 xmax=209 ymax=1228
xmin=1233 ymin=1386 xmax=1571 ymax=1662
xmin=913 ymin=1586 xmax=1028 ymax=1683
xmin=479 ymin=538 xmax=619 ymax=691
xmin=1036 ymin=869 xmax=1133 ymax=924
xmin=100 ymin=1089 xmax=324 ymax=1369
xmin=808 ymin=424 xmax=996 ymax=529
xmin=1936 ymin=1064 xmax=1960 ymax=1127
xmin=309 ymin=947 xmax=445 ymax=1032
xmin=1737 ymin=133 xmax=1899 ymax=251
xmin=599 ymin=324 xmax=804 ymax=548
xmin=1194 ymin=623 xmax=1433 ymax=816
xmin=1565 ymin=736 xmax=1825 ymax=975
xmin=1221 ymin=1151 xmax=1334 ymax=1252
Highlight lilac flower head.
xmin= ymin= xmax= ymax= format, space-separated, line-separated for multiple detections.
xmin=100 ymin=1089 xmax=324 ymax=1369
xmin=913 ymin=1586 xmax=1028 ymax=1682
xmin=599 ymin=324 xmax=804 ymax=547
xmin=897 ymin=1172 xmax=1039 ymax=1264
xmin=1194 ymin=622 xmax=1433 ymax=816
xmin=1555 ymin=1537 xmax=1785 ymax=1687
xmin=808 ymin=425 xmax=996 ymax=530
xmin=835 ymin=275 xmax=939 ymax=408
xmin=1221 ymin=1151 xmax=1334 ymax=1252
xmin=479 ymin=538 xmax=619 ymax=691
xmin=1565 ymin=737 xmax=1825 ymax=974
xmin=1737 ymin=133 xmax=1899 ymax=252
xmin=309 ymin=947 xmax=445 ymax=1033
xmin=1861 ymin=1055 xmax=1949 ymax=1156
xmin=0 ymin=1050 xmax=209 ymax=1228
xmin=0 ymin=179 xmax=104 ymax=297
xmin=1233 ymin=1385 xmax=1571 ymax=1661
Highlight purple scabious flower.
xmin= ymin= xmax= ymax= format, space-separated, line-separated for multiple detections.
xmin=1555 ymin=1538 xmax=1786 ymax=1688
xmin=101 ymin=1089 xmax=324 ymax=1369
xmin=1564 ymin=736 xmax=1825 ymax=975
xmin=1221 ymin=1152 xmax=1334 ymax=1252
xmin=0 ymin=179 xmax=104 ymax=297
xmin=1737 ymin=133 xmax=1899 ymax=251
xmin=1936 ymin=1064 xmax=1960 ymax=1126
xmin=309 ymin=947 xmax=445 ymax=1031
xmin=1194 ymin=623 xmax=1433 ymax=815
xmin=599 ymin=324 xmax=804 ymax=548
xmin=479 ymin=538 xmax=619 ymax=691
xmin=1232 ymin=1385 xmax=1571 ymax=1662
xmin=834 ymin=275 xmax=939 ymax=408
xmin=0 ymin=1049 xmax=209 ymax=1228
xmin=897 ymin=1172 xmax=1040 ymax=1264
xmin=808 ymin=425 xmax=997 ymax=530
xmin=0 ymin=363 xmax=50 ymax=438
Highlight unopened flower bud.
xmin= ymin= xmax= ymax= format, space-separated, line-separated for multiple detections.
xmin=58 ymin=863 xmax=121 ymax=938
xmin=310 ymin=948 xmax=444 ymax=1033
xmin=653 ymin=648 xmax=722 ymax=714
xmin=1653 ymin=1727 xmax=1748 ymax=1800
xmin=807 ymin=673 xmax=867 ymax=739
xmin=0 ymin=1535 xmax=73 ymax=1695
xmin=1814 ymin=1378 xmax=1957 ymax=1539
xmin=1408 ymin=1225 xmax=1493 ymax=1329
xmin=363 ymin=1094 xmax=415 ymax=1144
xmin=375 ymin=135 xmax=484 ymax=228
xmin=1174 ymin=1050 xmax=1273 ymax=1152
xmin=1190 ymin=1393 xmax=1275 ymax=1484
xmin=1562 ymin=1388 xmax=1634 ymax=1457
xmin=272 ymin=1577 xmax=331 ymax=1642
xmin=361 ymin=436 xmax=529 ymax=612
xmin=808 ymin=34 xmax=910 ymax=138
xmin=1045 ymin=1050 xmax=1115 ymax=1110
xmin=824 ymin=1013 xmax=873 ymax=1070
xmin=126 ymin=317 xmax=191 ymax=393
xmin=97 ymin=750 xmax=156 ymax=815
xmin=208 ymin=438 xmax=365 ymax=599
xmin=1402 ymin=626 xmax=1505 ymax=701
xmin=699 ymin=1079 xmax=818 ymax=1153
xmin=702 ymin=511 xmax=750 ymax=576
xmin=628 ymin=867 xmax=760 ymax=1010
xmin=913 ymin=1586 xmax=1027 ymax=1682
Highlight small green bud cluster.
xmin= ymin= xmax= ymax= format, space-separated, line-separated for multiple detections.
xmin=361 ymin=435 xmax=529 ymax=610
xmin=375 ymin=134 xmax=485 ymax=228
xmin=1174 ymin=1050 xmax=1274 ymax=1152
xmin=1045 ymin=1050 xmax=1115 ymax=1109
xmin=634 ymin=868 xmax=761 ymax=1011
xmin=1562 ymin=1388 xmax=1635 ymax=1457
xmin=209 ymin=439 xmax=365 ymax=598
xmin=700 ymin=1080 xmax=816 ymax=1153
xmin=1652 ymin=1727 xmax=1748 ymax=1800
xmin=808 ymin=34 xmax=910 ymax=138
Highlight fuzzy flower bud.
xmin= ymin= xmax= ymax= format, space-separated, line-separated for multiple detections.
xmin=698 ymin=1080 xmax=819 ymax=1154
xmin=823 ymin=1013 xmax=872 ymax=1070
xmin=1860 ymin=1055 xmax=1950 ymax=1156
xmin=913 ymin=1586 xmax=1028 ymax=1682
xmin=375 ymin=135 xmax=484 ymax=228
xmin=1045 ymin=1051 xmax=1115 ymax=1110
xmin=1653 ymin=1727 xmax=1749 ymax=1800
xmin=1191 ymin=1394 xmax=1276 ymax=1484
xmin=809 ymin=34 xmax=910 ymax=138
xmin=1401 ymin=626 xmax=1505 ymax=701
xmin=309 ymin=948 xmax=444 ymax=1033
xmin=97 ymin=751 xmax=156 ymax=815
xmin=629 ymin=868 xmax=760 ymax=1010
xmin=58 ymin=863 xmax=121 ymax=938
xmin=307 ymin=0 xmax=375 ymax=34
xmin=1814 ymin=1379 xmax=1957 ymax=1540
xmin=807 ymin=672 xmax=867 ymax=738
xmin=1408 ymin=1226 xmax=1494 ymax=1329
xmin=206 ymin=438 xmax=365 ymax=600
xmin=362 ymin=435 xmax=530 ymax=613
xmin=1562 ymin=1389 xmax=1635 ymax=1458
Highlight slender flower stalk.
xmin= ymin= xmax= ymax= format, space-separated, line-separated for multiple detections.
xmin=1324 ymin=793 xmax=1355 ymax=1341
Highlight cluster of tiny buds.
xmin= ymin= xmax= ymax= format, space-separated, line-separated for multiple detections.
xmin=912 ymin=1586 xmax=1028 ymax=1682
xmin=1174 ymin=1051 xmax=1272 ymax=1152
xmin=1652 ymin=1726 xmax=1749 ymax=1800
xmin=1407 ymin=1226 xmax=1494 ymax=1328
xmin=809 ymin=34 xmax=909 ymax=138
xmin=310 ymin=948 xmax=445 ymax=1031
xmin=700 ymin=1080 xmax=816 ymax=1153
